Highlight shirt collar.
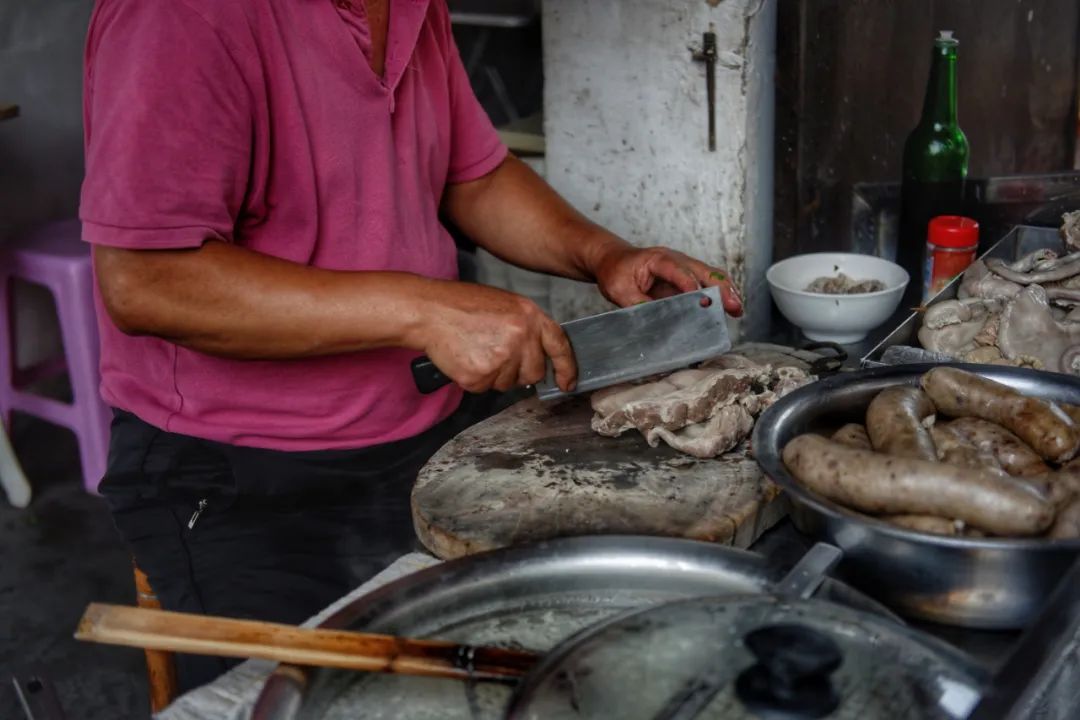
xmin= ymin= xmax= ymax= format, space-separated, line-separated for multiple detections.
xmin=384 ymin=0 xmax=430 ymax=95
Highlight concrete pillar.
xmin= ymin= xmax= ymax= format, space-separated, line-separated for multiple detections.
xmin=543 ymin=0 xmax=776 ymax=337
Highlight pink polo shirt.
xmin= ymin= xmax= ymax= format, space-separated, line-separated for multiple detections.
xmin=80 ymin=0 xmax=507 ymax=450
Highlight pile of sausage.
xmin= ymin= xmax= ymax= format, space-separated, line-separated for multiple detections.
xmin=782 ymin=367 xmax=1080 ymax=539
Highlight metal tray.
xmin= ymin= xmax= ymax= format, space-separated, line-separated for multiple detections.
xmin=752 ymin=363 xmax=1080 ymax=630
xmin=860 ymin=225 xmax=1066 ymax=367
xmin=251 ymin=536 xmax=890 ymax=720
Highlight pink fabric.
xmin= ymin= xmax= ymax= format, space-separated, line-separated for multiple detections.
xmin=79 ymin=0 xmax=507 ymax=450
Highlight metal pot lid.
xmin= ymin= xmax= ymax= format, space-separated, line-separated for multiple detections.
xmin=253 ymin=538 xmax=894 ymax=720
xmin=507 ymin=594 xmax=984 ymax=720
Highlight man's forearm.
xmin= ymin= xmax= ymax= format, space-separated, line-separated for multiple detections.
xmin=441 ymin=155 xmax=743 ymax=314
xmin=94 ymin=241 xmax=435 ymax=360
xmin=441 ymin=155 xmax=630 ymax=282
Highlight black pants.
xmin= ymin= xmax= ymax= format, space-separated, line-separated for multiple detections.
xmin=99 ymin=393 xmax=508 ymax=693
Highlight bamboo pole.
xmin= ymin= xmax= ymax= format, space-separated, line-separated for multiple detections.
xmin=76 ymin=603 xmax=539 ymax=683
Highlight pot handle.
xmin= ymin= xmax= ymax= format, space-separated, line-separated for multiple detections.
xmin=774 ymin=543 xmax=844 ymax=600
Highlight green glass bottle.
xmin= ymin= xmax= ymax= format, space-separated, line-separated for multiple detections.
xmin=897 ymin=30 xmax=970 ymax=300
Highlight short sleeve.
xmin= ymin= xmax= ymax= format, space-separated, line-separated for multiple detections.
xmin=79 ymin=0 xmax=252 ymax=249
xmin=440 ymin=7 xmax=509 ymax=184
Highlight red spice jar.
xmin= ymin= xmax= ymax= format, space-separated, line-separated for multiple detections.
xmin=924 ymin=215 xmax=979 ymax=299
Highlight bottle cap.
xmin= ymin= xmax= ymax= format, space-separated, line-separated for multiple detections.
xmin=936 ymin=30 xmax=958 ymax=46
xmin=928 ymin=215 xmax=979 ymax=249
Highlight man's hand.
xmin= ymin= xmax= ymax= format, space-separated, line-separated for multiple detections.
xmin=590 ymin=242 xmax=744 ymax=316
xmin=414 ymin=281 xmax=577 ymax=394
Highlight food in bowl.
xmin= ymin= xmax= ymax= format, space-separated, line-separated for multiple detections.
xmin=766 ymin=252 xmax=909 ymax=344
xmin=805 ymin=273 xmax=886 ymax=294
xmin=781 ymin=367 xmax=1080 ymax=539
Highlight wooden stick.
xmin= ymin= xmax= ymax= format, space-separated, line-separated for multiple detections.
xmin=75 ymin=603 xmax=539 ymax=682
xmin=133 ymin=566 xmax=178 ymax=712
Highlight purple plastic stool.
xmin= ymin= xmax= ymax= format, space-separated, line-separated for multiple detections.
xmin=0 ymin=219 xmax=110 ymax=494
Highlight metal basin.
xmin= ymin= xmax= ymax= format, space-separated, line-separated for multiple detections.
xmin=752 ymin=363 xmax=1080 ymax=629
xmin=251 ymin=536 xmax=889 ymax=719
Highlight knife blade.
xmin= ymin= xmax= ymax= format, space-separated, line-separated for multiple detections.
xmin=410 ymin=287 xmax=732 ymax=401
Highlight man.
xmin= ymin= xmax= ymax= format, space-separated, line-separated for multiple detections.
xmin=81 ymin=0 xmax=742 ymax=689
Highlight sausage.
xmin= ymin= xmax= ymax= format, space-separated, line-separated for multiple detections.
xmin=1048 ymin=494 xmax=1080 ymax=539
xmin=1019 ymin=453 xmax=1080 ymax=509
xmin=883 ymin=515 xmax=961 ymax=536
xmin=1043 ymin=460 xmax=1080 ymax=507
xmin=929 ymin=424 xmax=1004 ymax=472
xmin=1062 ymin=403 xmax=1080 ymax=427
xmin=1021 ymin=474 xmax=1073 ymax=510
xmin=1058 ymin=458 xmax=1080 ymax=493
xmin=831 ymin=423 xmax=872 ymax=450
xmin=885 ymin=426 xmax=975 ymax=536
xmin=782 ymin=434 xmax=1054 ymax=536
xmin=920 ymin=367 xmax=1080 ymax=464
xmin=865 ymin=387 xmax=937 ymax=461
xmin=931 ymin=418 xmax=1067 ymax=507
xmin=944 ymin=418 xmax=1050 ymax=477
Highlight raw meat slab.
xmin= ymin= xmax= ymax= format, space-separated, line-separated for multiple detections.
xmin=412 ymin=395 xmax=787 ymax=560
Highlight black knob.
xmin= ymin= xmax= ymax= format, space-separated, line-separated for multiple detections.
xmin=736 ymin=624 xmax=842 ymax=720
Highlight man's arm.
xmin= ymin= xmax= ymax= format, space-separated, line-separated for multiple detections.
xmin=441 ymin=155 xmax=619 ymax=282
xmin=441 ymin=155 xmax=744 ymax=315
xmin=95 ymin=241 xmax=430 ymax=358
xmin=94 ymin=241 xmax=576 ymax=391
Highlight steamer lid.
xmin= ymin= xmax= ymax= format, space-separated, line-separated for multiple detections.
xmin=507 ymin=594 xmax=984 ymax=720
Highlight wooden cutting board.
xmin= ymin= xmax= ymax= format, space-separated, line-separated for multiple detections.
xmin=411 ymin=395 xmax=788 ymax=560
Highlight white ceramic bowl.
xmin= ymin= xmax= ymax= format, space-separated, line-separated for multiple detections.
xmin=766 ymin=252 xmax=909 ymax=344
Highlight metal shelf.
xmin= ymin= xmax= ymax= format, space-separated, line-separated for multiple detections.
xmin=448 ymin=0 xmax=538 ymax=28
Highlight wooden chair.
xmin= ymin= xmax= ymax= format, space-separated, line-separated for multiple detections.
xmin=133 ymin=563 xmax=179 ymax=712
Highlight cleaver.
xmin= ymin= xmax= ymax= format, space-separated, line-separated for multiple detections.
xmin=410 ymin=286 xmax=732 ymax=401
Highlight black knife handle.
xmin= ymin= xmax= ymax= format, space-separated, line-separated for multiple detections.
xmin=411 ymin=356 xmax=452 ymax=394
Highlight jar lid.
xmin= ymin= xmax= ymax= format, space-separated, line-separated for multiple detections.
xmin=928 ymin=215 xmax=979 ymax=248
